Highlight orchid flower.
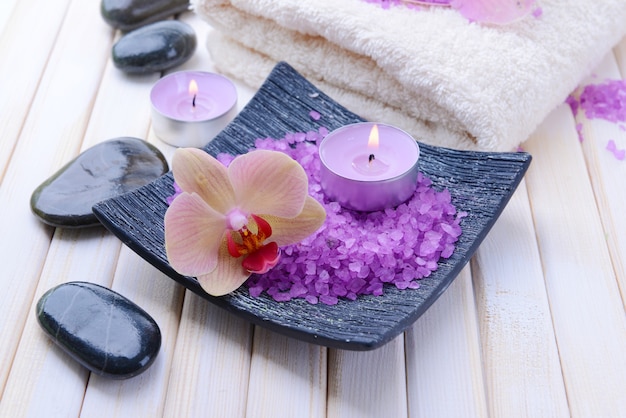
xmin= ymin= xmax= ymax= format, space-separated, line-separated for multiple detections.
xmin=164 ymin=148 xmax=326 ymax=296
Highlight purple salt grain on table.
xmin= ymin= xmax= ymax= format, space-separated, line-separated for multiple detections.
xmin=567 ymin=80 xmax=626 ymax=156
xmin=309 ymin=110 xmax=321 ymax=121
xmin=606 ymin=139 xmax=626 ymax=160
xmin=218 ymin=127 xmax=465 ymax=305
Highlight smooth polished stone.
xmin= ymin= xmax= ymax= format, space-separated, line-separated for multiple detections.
xmin=112 ymin=20 xmax=196 ymax=74
xmin=101 ymin=0 xmax=190 ymax=32
xmin=31 ymin=137 xmax=168 ymax=228
xmin=36 ymin=282 xmax=161 ymax=379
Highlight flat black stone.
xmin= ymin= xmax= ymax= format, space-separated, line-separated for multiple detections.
xmin=112 ymin=20 xmax=196 ymax=74
xmin=101 ymin=0 xmax=190 ymax=32
xmin=36 ymin=282 xmax=161 ymax=379
xmin=31 ymin=137 xmax=168 ymax=228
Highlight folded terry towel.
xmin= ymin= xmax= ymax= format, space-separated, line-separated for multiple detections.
xmin=193 ymin=0 xmax=626 ymax=151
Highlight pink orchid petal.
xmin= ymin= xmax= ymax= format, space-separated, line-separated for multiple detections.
xmin=228 ymin=150 xmax=308 ymax=218
xmin=196 ymin=241 xmax=251 ymax=296
xmin=263 ymin=196 xmax=326 ymax=246
xmin=164 ymin=192 xmax=227 ymax=276
xmin=172 ymin=148 xmax=236 ymax=214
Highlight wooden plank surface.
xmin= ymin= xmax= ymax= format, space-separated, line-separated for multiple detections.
xmin=524 ymin=103 xmax=626 ymax=416
xmin=328 ymin=337 xmax=407 ymax=418
xmin=0 ymin=1 xmax=625 ymax=416
xmin=0 ymin=0 xmax=78 ymax=181
xmin=0 ymin=0 xmax=111 ymax=396
xmin=405 ymin=266 xmax=488 ymax=418
xmin=472 ymin=181 xmax=569 ymax=417
xmin=574 ymin=51 xmax=626 ymax=307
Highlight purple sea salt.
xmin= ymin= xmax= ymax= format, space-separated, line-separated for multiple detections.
xmin=234 ymin=127 xmax=465 ymax=305
xmin=579 ymin=80 xmax=626 ymax=124
xmin=567 ymin=79 xmax=626 ymax=155
xmin=309 ymin=110 xmax=321 ymax=121
xmin=166 ymin=182 xmax=182 ymax=205
xmin=606 ymin=139 xmax=625 ymax=161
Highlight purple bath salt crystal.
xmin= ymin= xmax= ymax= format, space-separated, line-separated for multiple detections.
xmin=348 ymin=261 xmax=363 ymax=273
xmin=305 ymin=295 xmax=318 ymax=304
xmin=441 ymin=243 xmax=456 ymax=258
xmin=238 ymin=126 xmax=463 ymax=305
xmin=319 ymin=295 xmax=338 ymax=305
xmin=331 ymin=283 xmax=348 ymax=297
xmin=315 ymin=281 xmax=330 ymax=295
xmin=273 ymin=292 xmax=292 ymax=302
xmin=309 ymin=110 xmax=321 ymax=121
xmin=290 ymin=282 xmax=308 ymax=297
xmin=216 ymin=152 xmax=235 ymax=167
xmin=441 ymin=222 xmax=462 ymax=238
xmin=305 ymin=261 xmax=317 ymax=275
xmin=347 ymin=278 xmax=367 ymax=293
xmin=395 ymin=281 xmax=411 ymax=290
xmin=166 ymin=181 xmax=182 ymax=205
xmin=357 ymin=265 xmax=370 ymax=279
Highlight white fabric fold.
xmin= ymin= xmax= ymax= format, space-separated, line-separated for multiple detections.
xmin=193 ymin=0 xmax=626 ymax=151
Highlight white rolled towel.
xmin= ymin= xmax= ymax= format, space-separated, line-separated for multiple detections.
xmin=193 ymin=0 xmax=626 ymax=151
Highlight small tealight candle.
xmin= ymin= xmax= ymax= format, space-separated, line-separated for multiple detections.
xmin=150 ymin=71 xmax=237 ymax=147
xmin=319 ymin=122 xmax=420 ymax=212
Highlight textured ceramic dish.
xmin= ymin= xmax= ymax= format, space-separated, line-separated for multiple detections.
xmin=93 ymin=62 xmax=531 ymax=351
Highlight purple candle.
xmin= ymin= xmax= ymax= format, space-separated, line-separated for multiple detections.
xmin=150 ymin=71 xmax=237 ymax=147
xmin=319 ymin=122 xmax=420 ymax=212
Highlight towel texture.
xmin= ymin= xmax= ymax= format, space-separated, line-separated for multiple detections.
xmin=193 ymin=0 xmax=626 ymax=151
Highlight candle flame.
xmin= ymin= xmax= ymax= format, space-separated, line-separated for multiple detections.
xmin=367 ymin=124 xmax=379 ymax=151
xmin=189 ymin=79 xmax=199 ymax=96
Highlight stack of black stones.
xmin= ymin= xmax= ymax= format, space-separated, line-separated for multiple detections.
xmin=103 ymin=0 xmax=196 ymax=74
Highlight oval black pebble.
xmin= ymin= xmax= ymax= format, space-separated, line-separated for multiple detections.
xmin=112 ymin=20 xmax=196 ymax=74
xmin=30 ymin=137 xmax=168 ymax=228
xmin=36 ymin=282 xmax=161 ymax=379
xmin=101 ymin=0 xmax=190 ymax=32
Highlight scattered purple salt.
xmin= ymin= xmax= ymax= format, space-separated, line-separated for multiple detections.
xmin=566 ymin=95 xmax=579 ymax=116
xmin=575 ymin=123 xmax=584 ymax=143
xmin=567 ymin=79 xmax=626 ymax=146
xmin=238 ymin=127 xmax=465 ymax=305
xmin=216 ymin=152 xmax=236 ymax=167
xmin=579 ymin=80 xmax=626 ymax=124
xmin=606 ymin=139 xmax=625 ymax=161
xmin=309 ymin=110 xmax=321 ymax=121
xmin=166 ymin=181 xmax=182 ymax=205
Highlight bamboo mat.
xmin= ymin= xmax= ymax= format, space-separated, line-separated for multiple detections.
xmin=1 ymin=1 xmax=625 ymax=416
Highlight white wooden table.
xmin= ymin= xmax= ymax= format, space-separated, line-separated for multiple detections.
xmin=1 ymin=1 xmax=626 ymax=417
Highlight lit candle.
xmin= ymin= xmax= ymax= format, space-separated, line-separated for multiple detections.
xmin=150 ymin=71 xmax=238 ymax=148
xmin=319 ymin=122 xmax=420 ymax=211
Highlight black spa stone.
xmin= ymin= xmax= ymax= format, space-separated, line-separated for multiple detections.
xmin=36 ymin=282 xmax=161 ymax=379
xmin=30 ymin=137 xmax=168 ymax=228
xmin=101 ymin=0 xmax=190 ymax=32
xmin=112 ymin=20 xmax=196 ymax=74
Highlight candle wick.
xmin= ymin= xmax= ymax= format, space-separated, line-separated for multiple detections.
xmin=368 ymin=154 xmax=375 ymax=164
xmin=192 ymin=94 xmax=196 ymax=107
